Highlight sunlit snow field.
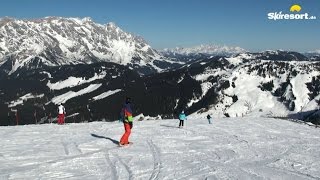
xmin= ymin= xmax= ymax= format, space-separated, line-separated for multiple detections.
xmin=0 ymin=117 xmax=319 ymax=179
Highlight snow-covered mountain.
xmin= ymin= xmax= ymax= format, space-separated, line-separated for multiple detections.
xmin=1 ymin=50 xmax=320 ymax=125
xmin=143 ymin=51 xmax=320 ymax=122
xmin=240 ymin=50 xmax=310 ymax=61
xmin=0 ymin=17 xmax=319 ymax=125
xmin=305 ymin=51 xmax=320 ymax=61
xmin=309 ymin=49 xmax=320 ymax=54
xmin=160 ymin=44 xmax=246 ymax=58
xmin=0 ymin=17 xmax=167 ymax=74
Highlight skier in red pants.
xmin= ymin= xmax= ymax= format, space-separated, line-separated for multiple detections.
xmin=57 ymin=103 xmax=66 ymax=125
xmin=119 ymin=97 xmax=133 ymax=146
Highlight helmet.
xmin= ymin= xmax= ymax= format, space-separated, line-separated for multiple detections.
xmin=126 ymin=97 xmax=131 ymax=104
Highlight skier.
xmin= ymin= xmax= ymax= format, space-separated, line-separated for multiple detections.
xmin=57 ymin=103 xmax=66 ymax=125
xmin=119 ymin=97 xmax=133 ymax=146
xmin=207 ymin=114 xmax=212 ymax=124
xmin=178 ymin=110 xmax=187 ymax=128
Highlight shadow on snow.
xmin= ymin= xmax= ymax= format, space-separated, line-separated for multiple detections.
xmin=91 ymin=133 xmax=119 ymax=145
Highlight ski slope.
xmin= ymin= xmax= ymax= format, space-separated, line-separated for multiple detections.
xmin=0 ymin=117 xmax=319 ymax=179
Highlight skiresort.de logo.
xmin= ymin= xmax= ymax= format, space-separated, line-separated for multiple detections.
xmin=268 ymin=4 xmax=317 ymax=21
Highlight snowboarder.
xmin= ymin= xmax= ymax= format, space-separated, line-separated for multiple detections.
xmin=178 ymin=110 xmax=187 ymax=128
xmin=119 ymin=97 xmax=133 ymax=146
xmin=57 ymin=103 xmax=66 ymax=125
xmin=207 ymin=114 xmax=212 ymax=124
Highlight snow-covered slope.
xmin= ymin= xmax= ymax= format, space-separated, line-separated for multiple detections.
xmin=188 ymin=53 xmax=320 ymax=118
xmin=0 ymin=117 xmax=319 ymax=179
xmin=0 ymin=17 xmax=163 ymax=74
xmin=1 ymin=50 xmax=320 ymax=125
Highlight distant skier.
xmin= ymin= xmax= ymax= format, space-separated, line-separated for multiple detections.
xmin=57 ymin=103 xmax=66 ymax=125
xmin=119 ymin=97 xmax=133 ymax=146
xmin=178 ymin=110 xmax=187 ymax=128
xmin=207 ymin=114 xmax=212 ymax=124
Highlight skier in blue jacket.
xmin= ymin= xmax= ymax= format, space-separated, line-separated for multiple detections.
xmin=178 ymin=111 xmax=187 ymax=128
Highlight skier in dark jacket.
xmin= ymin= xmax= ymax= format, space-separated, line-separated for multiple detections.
xmin=119 ymin=97 xmax=133 ymax=146
xmin=207 ymin=114 xmax=212 ymax=124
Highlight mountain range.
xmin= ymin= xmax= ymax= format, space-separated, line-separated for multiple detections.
xmin=0 ymin=17 xmax=180 ymax=75
xmin=161 ymin=44 xmax=246 ymax=57
xmin=0 ymin=17 xmax=319 ymax=126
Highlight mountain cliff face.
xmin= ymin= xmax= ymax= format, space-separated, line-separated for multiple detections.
xmin=0 ymin=17 xmax=165 ymax=74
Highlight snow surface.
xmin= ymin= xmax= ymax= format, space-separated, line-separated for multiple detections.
xmin=91 ymin=89 xmax=122 ymax=101
xmin=51 ymin=84 xmax=102 ymax=104
xmin=189 ymin=56 xmax=320 ymax=118
xmin=224 ymin=71 xmax=289 ymax=117
xmin=291 ymin=73 xmax=317 ymax=111
xmin=40 ymin=71 xmax=52 ymax=79
xmin=0 ymin=117 xmax=319 ymax=179
xmin=47 ymin=72 xmax=106 ymax=90
xmin=8 ymin=93 xmax=44 ymax=108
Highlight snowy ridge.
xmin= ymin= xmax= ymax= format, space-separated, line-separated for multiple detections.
xmin=0 ymin=17 xmax=162 ymax=74
xmin=0 ymin=118 xmax=319 ymax=179
xmin=309 ymin=49 xmax=320 ymax=54
xmin=187 ymin=54 xmax=320 ymax=118
xmin=161 ymin=44 xmax=246 ymax=56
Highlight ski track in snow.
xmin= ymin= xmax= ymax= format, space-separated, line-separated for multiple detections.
xmin=0 ymin=117 xmax=320 ymax=179
xmin=113 ymin=153 xmax=134 ymax=180
xmin=103 ymin=149 xmax=118 ymax=180
xmin=147 ymin=140 xmax=161 ymax=180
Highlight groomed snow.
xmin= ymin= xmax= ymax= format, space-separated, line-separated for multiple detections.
xmin=91 ymin=89 xmax=122 ymax=101
xmin=0 ymin=117 xmax=319 ymax=179
xmin=47 ymin=72 xmax=106 ymax=90
xmin=51 ymin=84 xmax=102 ymax=104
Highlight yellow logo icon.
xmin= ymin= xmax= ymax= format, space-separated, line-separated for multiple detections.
xmin=290 ymin=4 xmax=302 ymax=12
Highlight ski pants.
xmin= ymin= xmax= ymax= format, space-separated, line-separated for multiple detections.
xmin=179 ymin=120 xmax=184 ymax=127
xmin=120 ymin=122 xmax=132 ymax=144
xmin=58 ymin=114 xmax=65 ymax=125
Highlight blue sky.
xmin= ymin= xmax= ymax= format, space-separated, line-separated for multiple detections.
xmin=0 ymin=0 xmax=319 ymax=52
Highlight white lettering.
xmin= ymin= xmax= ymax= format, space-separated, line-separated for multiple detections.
xmin=268 ymin=13 xmax=274 ymax=20
xmin=267 ymin=11 xmax=316 ymax=20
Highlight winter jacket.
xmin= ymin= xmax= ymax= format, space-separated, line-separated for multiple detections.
xmin=58 ymin=105 xmax=66 ymax=115
xmin=179 ymin=113 xmax=187 ymax=121
xmin=122 ymin=103 xmax=133 ymax=123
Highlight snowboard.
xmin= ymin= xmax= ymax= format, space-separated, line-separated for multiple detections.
xmin=118 ymin=142 xmax=133 ymax=147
